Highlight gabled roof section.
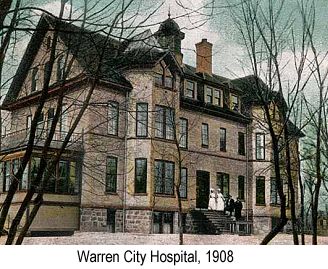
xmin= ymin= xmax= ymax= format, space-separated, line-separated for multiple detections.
xmin=287 ymin=120 xmax=305 ymax=138
xmin=232 ymin=75 xmax=304 ymax=137
xmin=3 ymin=14 xmax=135 ymax=106
xmin=4 ymin=14 xmax=185 ymax=107
xmin=3 ymin=15 xmax=48 ymax=106
xmin=231 ymin=75 xmax=278 ymax=104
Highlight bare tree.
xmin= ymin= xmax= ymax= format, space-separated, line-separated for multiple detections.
xmin=0 ymin=0 xmax=169 ymax=244
xmin=229 ymin=0 xmax=315 ymax=244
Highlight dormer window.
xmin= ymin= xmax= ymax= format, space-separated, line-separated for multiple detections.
xmin=155 ymin=73 xmax=163 ymax=86
xmin=205 ymin=86 xmax=222 ymax=107
xmin=155 ymin=72 xmax=173 ymax=88
xmin=231 ymin=94 xmax=240 ymax=112
xmin=165 ymin=76 xmax=173 ymax=88
xmin=154 ymin=62 xmax=174 ymax=89
xmin=185 ymin=80 xmax=196 ymax=99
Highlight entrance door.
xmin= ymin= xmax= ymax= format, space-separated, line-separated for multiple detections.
xmin=196 ymin=170 xmax=210 ymax=209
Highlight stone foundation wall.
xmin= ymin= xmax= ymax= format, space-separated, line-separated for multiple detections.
xmin=80 ymin=208 xmax=123 ymax=232
xmin=115 ymin=210 xmax=124 ymax=233
xmin=185 ymin=212 xmax=198 ymax=233
xmin=253 ymin=216 xmax=270 ymax=234
xmin=124 ymin=209 xmax=152 ymax=233
xmin=80 ymin=208 xmax=107 ymax=232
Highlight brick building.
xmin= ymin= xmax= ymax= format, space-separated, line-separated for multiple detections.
xmin=0 ymin=14 xmax=303 ymax=235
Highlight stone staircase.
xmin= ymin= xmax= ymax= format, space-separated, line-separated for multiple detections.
xmin=188 ymin=210 xmax=235 ymax=235
xmin=202 ymin=210 xmax=235 ymax=233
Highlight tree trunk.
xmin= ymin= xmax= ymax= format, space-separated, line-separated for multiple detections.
xmin=312 ymin=85 xmax=323 ymax=245
xmin=261 ymin=134 xmax=287 ymax=245
xmin=15 ymin=193 xmax=44 ymax=245
xmin=284 ymin=130 xmax=299 ymax=245
xmin=175 ymin=185 xmax=183 ymax=245
xmin=297 ymin=151 xmax=305 ymax=245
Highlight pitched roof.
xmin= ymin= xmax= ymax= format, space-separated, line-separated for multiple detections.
xmin=231 ymin=75 xmax=304 ymax=137
xmin=287 ymin=120 xmax=305 ymax=137
xmin=183 ymin=64 xmax=231 ymax=86
xmin=231 ymin=75 xmax=279 ymax=104
xmin=3 ymin=14 xmax=175 ymax=106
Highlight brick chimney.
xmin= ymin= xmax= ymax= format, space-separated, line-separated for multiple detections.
xmin=195 ymin=38 xmax=213 ymax=75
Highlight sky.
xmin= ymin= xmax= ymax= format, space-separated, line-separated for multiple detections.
xmin=3 ymin=0 xmax=328 ymax=96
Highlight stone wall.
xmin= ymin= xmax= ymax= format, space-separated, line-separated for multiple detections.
xmin=80 ymin=208 xmax=107 ymax=232
xmin=253 ymin=216 xmax=270 ymax=234
xmin=124 ymin=209 xmax=152 ymax=233
xmin=80 ymin=208 xmax=124 ymax=232
xmin=185 ymin=212 xmax=198 ymax=234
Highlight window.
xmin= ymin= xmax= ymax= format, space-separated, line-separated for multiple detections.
xmin=231 ymin=94 xmax=240 ymax=111
xmin=238 ymin=132 xmax=245 ymax=155
xmin=60 ymin=105 xmax=69 ymax=138
xmin=205 ymin=86 xmax=222 ymax=106
xmin=106 ymin=156 xmax=118 ymax=193
xmin=135 ymin=159 xmax=147 ymax=193
xmin=217 ymin=172 xmax=229 ymax=198
xmin=42 ymin=159 xmax=78 ymax=194
xmin=201 ymin=123 xmax=209 ymax=147
xmin=155 ymin=73 xmax=162 ymax=86
xmin=107 ymin=209 xmax=116 ymax=233
xmin=57 ymin=160 xmax=69 ymax=194
xmin=70 ymin=161 xmax=78 ymax=194
xmin=270 ymin=177 xmax=280 ymax=205
xmin=108 ymin=102 xmax=119 ymax=136
xmin=185 ymin=80 xmax=196 ymax=98
xmin=21 ymin=160 xmax=28 ymax=190
xmin=238 ymin=175 xmax=245 ymax=200
xmin=179 ymin=118 xmax=188 ymax=148
xmin=30 ymin=157 xmax=41 ymax=189
xmin=154 ymin=64 xmax=174 ymax=89
xmin=256 ymin=133 xmax=265 ymax=160
xmin=57 ymin=55 xmax=65 ymax=81
xmin=36 ymin=112 xmax=44 ymax=137
xmin=155 ymin=106 xmax=164 ymax=138
xmin=220 ymin=128 xmax=226 ymax=151
xmin=47 ymin=108 xmax=55 ymax=133
xmin=0 ymin=161 xmax=23 ymax=192
xmin=153 ymin=212 xmax=174 ymax=234
xmin=283 ymin=180 xmax=290 ymax=207
xmin=179 ymin=168 xmax=187 ymax=198
xmin=213 ymin=88 xmax=223 ymax=106
xmin=256 ymin=176 xmax=265 ymax=205
xmin=4 ymin=161 xmax=11 ymax=192
xmin=165 ymin=76 xmax=173 ymax=88
xmin=26 ymin=115 xmax=32 ymax=130
xmin=155 ymin=106 xmax=174 ymax=140
xmin=136 ymin=103 xmax=148 ymax=137
xmin=205 ymin=86 xmax=213 ymax=104
xmin=31 ymin=67 xmax=39 ymax=92
xmin=154 ymin=160 xmax=174 ymax=195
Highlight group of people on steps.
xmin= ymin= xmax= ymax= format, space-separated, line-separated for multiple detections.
xmin=208 ymin=188 xmax=243 ymax=220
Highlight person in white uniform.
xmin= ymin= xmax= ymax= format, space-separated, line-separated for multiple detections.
xmin=217 ymin=188 xmax=225 ymax=211
xmin=208 ymin=188 xmax=217 ymax=210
